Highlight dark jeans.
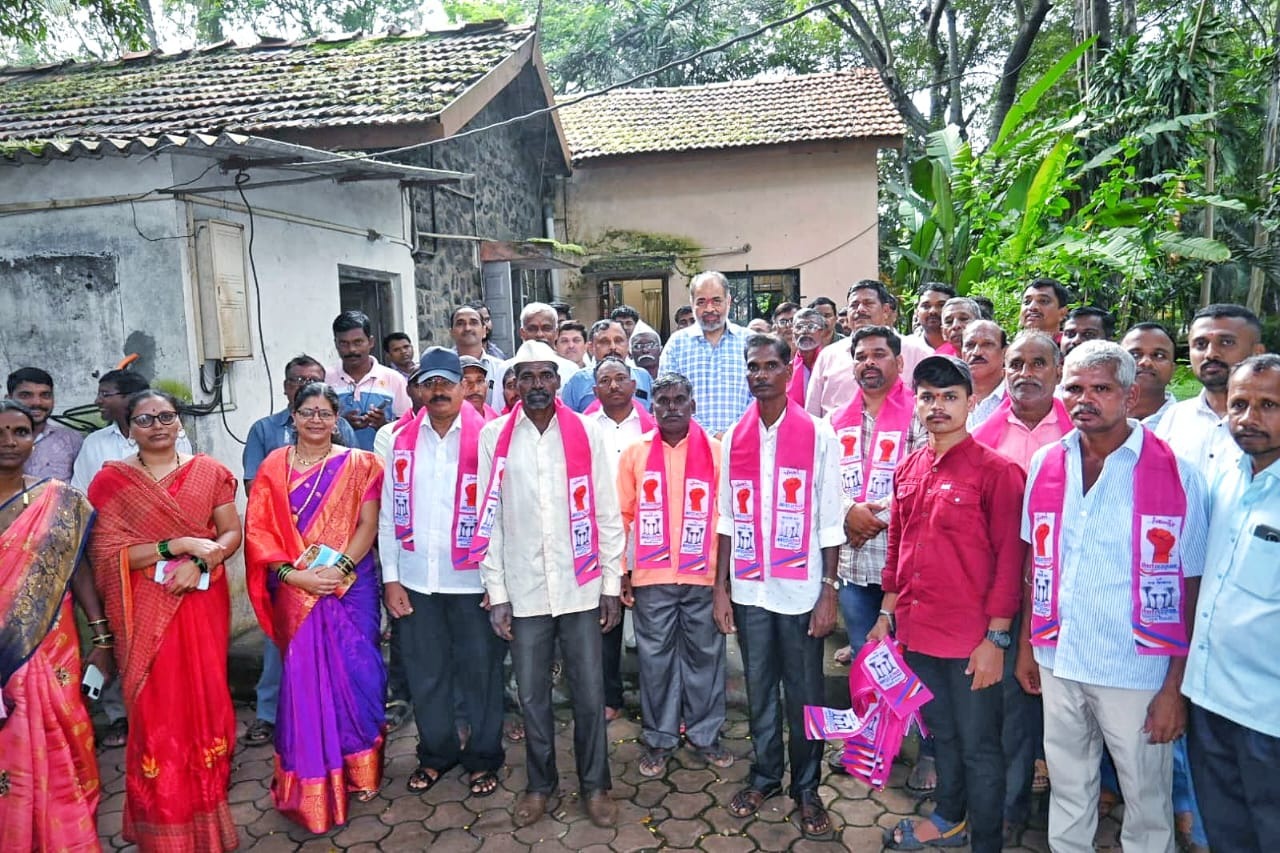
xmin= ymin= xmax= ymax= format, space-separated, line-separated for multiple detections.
xmin=1002 ymin=614 xmax=1042 ymax=824
xmin=838 ymin=581 xmax=881 ymax=651
xmin=906 ymin=650 xmax=1005 ymax=853
xmin=387 ymin=610 xmax=411 ymax=704
xmin=1188 ymin=703 xmax=1280 ymax=853
xmin=733 ymin=603 xmax=824 ymax=798
xmin=510 ymin=608 xmax=611 ymax=795
xmin=602 ymin=619 xmax=624 ymax=710
xmin=397 ymin=590 xmax=505 ymax=773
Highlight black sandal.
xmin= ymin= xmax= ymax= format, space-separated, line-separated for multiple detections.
xmin=468 ymin=770 xmax=500 ymax=797
xmin=406 ymin=766 xmax=443 ymax=793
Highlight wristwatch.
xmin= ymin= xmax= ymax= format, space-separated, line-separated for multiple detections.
xmin=878 ymin=608 xmax=896 ymax=633
xmin=985 ymin=629 xmax=1013 ymax=650
xmin=820 ymin=576 xmax=840 ymax=591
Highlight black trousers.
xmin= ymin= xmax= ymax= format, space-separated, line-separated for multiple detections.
xmin=602 ymin=620 xmax=625 ymax=710
xmin=906 ymin=650 xmax=1006 ymax=853
xmin=510 ymin=608 xmax=611 ymax=795
xmin=397 ymin=590 xmax=505 ymax=773
xmin=1189 ymin=703 xmax=1280 ymax=853
xmin=1001 ymin=613 xmax=1043 ymax=823
xmin=733 ymin=603 xmax=824 ymax=798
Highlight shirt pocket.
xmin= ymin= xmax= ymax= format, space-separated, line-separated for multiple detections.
xmin=1231 ymin=533 xmax=1280 ymax=600
xmin=932 ymin=481 xmax=986 ymax=534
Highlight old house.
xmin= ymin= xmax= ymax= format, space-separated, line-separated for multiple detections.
xmin=556 ymin=71 xmax=905 ymax=334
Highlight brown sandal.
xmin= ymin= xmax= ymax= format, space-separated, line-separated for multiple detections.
xmin=727 ymin=785 xmax=780 ymax=818
xmin=795 ymin=790 xmax=834 ymax=839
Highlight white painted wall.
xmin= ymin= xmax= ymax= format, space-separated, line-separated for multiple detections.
xmin=0 ymin=151 xmax=417 ymax=636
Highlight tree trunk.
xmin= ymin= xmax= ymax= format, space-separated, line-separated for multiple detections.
xmin=990 ymin=0 xmax=1053 ymax=135
xmin=139 ymin=0 xmax=159 ymax=50
xmin=1247 ymin=2 xmax=1280 ymax=315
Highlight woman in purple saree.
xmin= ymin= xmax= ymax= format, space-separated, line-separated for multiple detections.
xmin=244 ymin=383 xmax=386 ymax=833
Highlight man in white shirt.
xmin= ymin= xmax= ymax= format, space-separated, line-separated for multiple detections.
xmin=1155 ymin=304 xmax=1264 ymax=473
xmin=714 ymin=334 xmax=845 ymax=839
xmin=1121 ymin=322 xmax=1178 ymax=427
xmin=72 ymin=367 xmax=192 ymax=748
xmin=379 ymin=348 xmax=505 ymax=798
xmin=516 ymin=302 xmax=580 ymax=387
xmin=477 ymin=341 xmax=625 ymax=829
xmin=449 ymin=304 xmax=506 ymax=409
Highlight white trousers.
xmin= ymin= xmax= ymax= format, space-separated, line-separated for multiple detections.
xmin=1040 ymin=666 xmax=1174 ymax=853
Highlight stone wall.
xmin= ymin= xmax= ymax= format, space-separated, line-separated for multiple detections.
xmin=394 ymin=63 xmax=563 ymax=348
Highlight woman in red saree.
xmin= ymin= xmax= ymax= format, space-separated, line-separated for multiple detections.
xmin=87 ymin=391 xmax=243 ymax=853
xmin=0 ymin=401 xmax=109 ymax=852
xmin=244 ymin=383 xmax=385 ymax=834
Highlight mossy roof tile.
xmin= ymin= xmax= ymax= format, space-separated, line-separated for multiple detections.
xmin=558 ymin=70 xmax=903 ymax=162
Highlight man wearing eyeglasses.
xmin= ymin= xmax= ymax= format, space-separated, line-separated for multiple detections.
xmin=658 ymin=271 xmax=751 ymax=438
xmin=239 ymin=356 xmax=360 ymax=746
xmin=71 ymin=367 xmax=194 ymax=750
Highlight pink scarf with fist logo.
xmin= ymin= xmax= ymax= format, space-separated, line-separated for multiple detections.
xmin=635 ymin=421 xmax=715 ymax=574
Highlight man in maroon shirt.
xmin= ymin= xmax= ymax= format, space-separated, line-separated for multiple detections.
xmin=873 ymin=355 xmax=1027 ymax=853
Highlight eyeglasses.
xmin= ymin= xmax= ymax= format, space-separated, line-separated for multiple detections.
xmin=793 ymin=322 xmax=824 ymax=333
xmin=772 ymin=317 xmax=794 ymax=327
xmin=130 ymin=412 xmax=179 ymax=428
xmin=631 ymin=340 xmax=661 ymax=351
xmin=96 ymin=390 xmax=127 ymax=400
xmin=295 ymin=408 xmax=336 ymax=421
xmin=284 ymin=376 xmax=317 ymax=386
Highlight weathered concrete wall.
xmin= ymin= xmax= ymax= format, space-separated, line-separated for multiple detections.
xmin=0 ymin=151 xmax=416 ymax=638
xmin=397 ymin=63 xmax=559 ymax=348
xmin=562 ymin=139 xmax=887 ymax=324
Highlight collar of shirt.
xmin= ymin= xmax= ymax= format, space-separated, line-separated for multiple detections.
xmin=1061 ymin=417 xmax=1144 ymax=461
xmin=333 ymin=355 xmax=391 ymax=387
xmin=592 ymin=405 xmax=640 ymax=427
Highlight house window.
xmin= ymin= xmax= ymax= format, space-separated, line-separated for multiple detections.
xmin=723 ymin=270 xmax=800 ymax=325
xmin=598 ymin=277 xmax=669 ymax=337
xmin=339 ymin=267 xmax=400 ymax=350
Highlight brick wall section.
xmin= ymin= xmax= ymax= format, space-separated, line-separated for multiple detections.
xmin=392 ymin=65 xmax=558 ymax=348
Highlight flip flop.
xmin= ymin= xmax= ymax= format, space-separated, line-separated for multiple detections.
xmin=468 ymin=770 xmax=500 ymax=798
xmin=406 ymin=766 xmax=444 ymax=793
xmin=884 ymin=814 xmax=969 ymax=849
xmin=795 ymin=790 xmax=835 ymax=840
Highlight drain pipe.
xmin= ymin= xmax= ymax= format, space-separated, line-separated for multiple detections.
xmin=544 ymin=201 xmax=562 ymax=299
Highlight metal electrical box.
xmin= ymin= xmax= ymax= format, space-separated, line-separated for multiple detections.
xmin=194 ymin=219 xmax=254 ymax=361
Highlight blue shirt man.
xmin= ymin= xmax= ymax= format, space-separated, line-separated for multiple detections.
xmin=563 ymin=318 xmax=652 ymax=413
xmin=325 ymin=310 xmax=411 ymax=450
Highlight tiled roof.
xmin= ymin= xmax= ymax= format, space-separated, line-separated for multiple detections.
xmin=558 ymin=70 xmax=904 ymax=162
xmin=0 ymin=22 xmax=532 ymax=141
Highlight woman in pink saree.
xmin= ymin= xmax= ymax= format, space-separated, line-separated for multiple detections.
xmin=0 ymin=400 xmax=110 ymax=851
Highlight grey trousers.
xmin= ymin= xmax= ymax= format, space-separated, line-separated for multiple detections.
xmin=510 ymin=608 xmax=611 ymax=795
xmin=632 ymin=583 xmax=726 ymax=752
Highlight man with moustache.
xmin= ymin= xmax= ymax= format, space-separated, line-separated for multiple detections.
xmin=972 ymin=332 xmax=1071 ymax=472
xmin=1016 ymin=341 xmax=1209 ymax=853
xmin=674 ymin=305 xmax=695 ymax=330
xmin=1155 ymin=303 xmax=1265 ymax=472
xmin=618 ymin=372 xmax=732 ymax=777
xmin=939 ymin=296 xmax=981 ymax=356
xmin=1061 ymin=307 xmax=1114 ymax=356
xmin=384 ymin=332 xmax=418 ymax=380
xmin=1183 ymin=354 xmax=1280 ymax=853
xmin=6 ymin=367 xmax=82 ymax=481
xmin=969 ymin=330 xmax=1070 ymax=844
xmin=714 ymin=334 xmax=844 ymax=839
xmin=450 ymin=305 xmax=507 ymax=410
xmin=875 ymin=355 xmax=1025 ymax=853
xmin=659 ymin=271 xmax=751 ymax=437
xmin=326 ymin=310 xmax=412 ymax=451
xmin=379 ymin=348 xmax=506 ymax=798
xmin=827 ymin=326 xmax=927 ymax=663
xmin=1121 ymin=323 xmax=1178 ymax=426
xmin=629 ymin=322 xmax=663 ymax=380
xmin=785 ymin=307 xmax=827 ymax=405
xmin=961 ymin=321 xmax=1008 ymax=429
xmin=563 ymin=320 xmax=653 ymax=413
xmin=806 ymin=281 xmax=932 ymax=416
xmin=460 ymin=356 xmax=499 ymax=420
xmin=474 ymin=340 xmax=624 ymax=828
xmin=1018 ymin=278 xmax=1071 ymax=340
xmin=517 ymin=302 xmax=581 ymax=387
xmin=904 ymin=283 xmax=955 ymax=352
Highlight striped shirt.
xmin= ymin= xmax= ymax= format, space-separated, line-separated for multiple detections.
xmin=1022 ymin=423 xmax=1209 ymax=691
xmin=658 ymin=323 xmax=751 ymax=436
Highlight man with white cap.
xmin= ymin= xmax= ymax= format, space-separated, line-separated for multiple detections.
xmin=630 ymin=321 xmax=663 ymax=381
xmin=379 ymin=347 xmax=506 ymax=798
xmin=473 ymin=340 xmax=625 ymax=828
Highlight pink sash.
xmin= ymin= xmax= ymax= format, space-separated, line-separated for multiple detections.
xmin=1026 ymin=427 xmax=1190 ymax=655
xmin=391 ymin=403 xmax=485 ymax=569
xmin=635 ymin=423 xmax=715 ymax=574
xmin=828 ymin=379 xmax=914 ymax=503
xmin=728 ymin=400 xmax=816 ymax=581
xmin=971 ymin=395 xmax=1072 ymax=449
xmin=785 ymin=353 xmax=809 ymax=404
xmin=583 ymin=398 xmax=658 ymax=432
xmin=468 ymin=400 xmax=601 ymax=586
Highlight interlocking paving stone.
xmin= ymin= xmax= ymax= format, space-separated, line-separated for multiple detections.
xmin=90 ymin=699 xmax=1054 ymax=851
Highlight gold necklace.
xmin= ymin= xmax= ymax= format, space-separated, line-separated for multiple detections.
xmin=292 ymin=444 xmax=332 ymax=467
xmin=138 ymin=452 xmax=181 ymax=481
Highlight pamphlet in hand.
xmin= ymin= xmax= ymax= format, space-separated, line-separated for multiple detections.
xmin=298 ymin=543 xmax=344 ymax=570
xmin=154 ymin=558 xmax=211 ymax=590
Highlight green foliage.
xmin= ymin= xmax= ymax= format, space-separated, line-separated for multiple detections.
xmin=1 ymin=0 xmax=145 ymax=49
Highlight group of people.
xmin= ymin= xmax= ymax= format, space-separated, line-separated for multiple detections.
xmin=0 ymin=272 xmax=1275 ymax=853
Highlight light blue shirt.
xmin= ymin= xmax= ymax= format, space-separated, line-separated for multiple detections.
xmin=658 ymin=322 xmax=751 ymax=436
xmin=1023 ymin=422 xmax=1209 ymax=691
xmin=1183 ymin=453 xmax=1280 ymax=737
xmin=562 ymin=365 xmax=652 ymax=413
